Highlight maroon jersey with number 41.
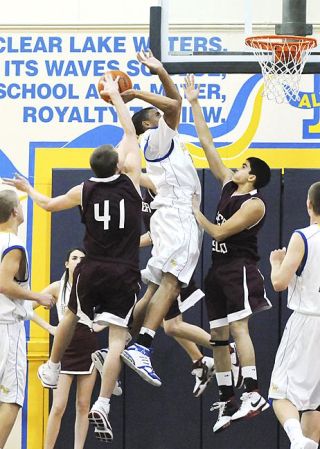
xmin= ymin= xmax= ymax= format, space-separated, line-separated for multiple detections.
xmin=81 ymin=174 xmax=142 ymax=267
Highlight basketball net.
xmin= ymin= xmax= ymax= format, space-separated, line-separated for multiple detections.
xmin=245 ymin=35 xmax=317 ymax=103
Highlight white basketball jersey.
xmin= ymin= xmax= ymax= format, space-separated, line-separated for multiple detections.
xmin=0 ymin=232 xmax=32 ymax=323
xmin=287 ymin=223 xmax=320 ymax=315
xmin=140 ymin=117 xmax=201 ymax=212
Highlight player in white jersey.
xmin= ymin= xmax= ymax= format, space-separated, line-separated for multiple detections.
xmin=0 ymin=189 xmax=54 ymax=448
xmin=120 ymin=51 xmax=203 ymax=386
xmin=269 ymin=181 xmax=320 ymax=449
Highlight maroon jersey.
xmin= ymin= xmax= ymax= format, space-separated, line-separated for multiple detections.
xmin=141 ymin=188 xmax=155 ymax=232
xmin=212 ymin=181 xmax=266 ymax=261
xmin=81 ymin=174 xmax=142 ymax=268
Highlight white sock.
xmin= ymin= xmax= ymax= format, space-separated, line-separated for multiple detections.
xmin=48 ymin=360 xmax=60 ymax=370
xmin=140 ymin=327 xmax=156 ymax=338
xmin=242 ymin=366 xmax=257 ymax=380
xmin=216 ymin=371 xmax=233 ymax=386
xmin=283 ymin=418 xmax=303 ymax=443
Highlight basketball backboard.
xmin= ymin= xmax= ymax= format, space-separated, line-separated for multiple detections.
xmin=149 ymin=0 xmax=320 ymax=73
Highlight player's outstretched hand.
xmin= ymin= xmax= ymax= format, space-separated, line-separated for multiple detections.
xmin=2 ymin=173 xmax=32 ymax=193
xmin=100 ymin=73 xmax=120 ymax=98
xmin=270 ymin=247 xmax=286 ymax=264
xmin=183 ymin=74 xmax=200 ymax=103
xmin=137 ymin=49 xmax=163 ymax=74
xmin=120 ymin=89 xmax=136 ymax=103
xmin=36 ymin=293 xmax=56 ymax=309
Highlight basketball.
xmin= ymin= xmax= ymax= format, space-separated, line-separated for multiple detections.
xmin=98 ymin=70 xmax=132 ymax=103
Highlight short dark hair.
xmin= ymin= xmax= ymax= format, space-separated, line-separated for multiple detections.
xmin=132 ymin=107 xmax=156 ymax=136
xmin=247 ymin=157 xmax=271 ymax=189
xmin=90 ymin=145 xmax=118 ymax=178
xmin=308 ymin=181 xmax=320 ymax=215
xmin=0 ymin=190 xmax=19 ymax=223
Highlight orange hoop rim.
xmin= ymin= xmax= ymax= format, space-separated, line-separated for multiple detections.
xmin=245 ymin=35 xmax=317 ymax=52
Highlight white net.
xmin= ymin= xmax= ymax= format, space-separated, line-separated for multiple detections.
xmin=245 ymin=35 xmax=317 ymax=103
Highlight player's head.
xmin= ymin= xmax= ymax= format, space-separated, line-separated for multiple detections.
xmin=0 ymin=189 xmax=24 ymax=225
xmin=64 ymin=247 xmax=86 ymax=276
xmin=233 ymin=158 xmax=271 ymax=189
xmin=247 ymin=157 xmax=271 ymax=189
xmin=132 ymin=107 xmax=161 ymax=135
xmin=307 ymin=181 xmax=320 ymax=216
xmin=90 ymin=145 xmax=119 ymax=177
xmin=62 ymin=247 xmax=86 ymax=300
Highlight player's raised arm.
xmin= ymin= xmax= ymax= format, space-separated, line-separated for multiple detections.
xmin=184 ymin=74 xmax=233 ymax=185
xmin=100 ymin=74 xmax=141 ymax=189
xmin=121 ymin=51 xmax=181 ymax=131
xmin=2 ymin=174 xmax=82 ymax=212
xmin=270 ymin=233 xmax=305 ymax=291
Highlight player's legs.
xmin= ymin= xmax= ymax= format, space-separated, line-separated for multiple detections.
xmin=100 ymin=324 xmax=127 ymax=398
xmin=0 ymin=322 xmax=26 ymax=446
xmin=51 ymin=309 xmax=79 ymax=363
xmin=230 ymin=317 xmax=256 ymax=388
xmin=44 ymin=374 xmax=74 ymax=449
xmin=273 ymin=398 xmax=300 ymax=427
xmin=171 ymin=334 xmax=203 ymax=360
xmin=38 ymin=309 xmax=79 ymax=388
xmin=122 ymin=273 xmax=180 ymax=386
xmin=210 ymin=324 xmax=239 ymax=432
xmin=163 ymin=314 xmax=212 ymax=349
xmin=89 ymin=324 xmax=128 ymax=443
xmin=142 ymin=272 xmax=180 ymax=332
xmin=230 ymin=316 xmax=269 ymax=421
xmin=0 ymin=402 xmax=20 ymax=448
xmin=74 ymin=371 xmax=97 ymax=449
xmin=273 ymin=400 xmax=318 ymax=449
xmin=130 ymin=282 xmax=158 ymax=337
xmin=301 ymin=411 xmax=320 ymax=443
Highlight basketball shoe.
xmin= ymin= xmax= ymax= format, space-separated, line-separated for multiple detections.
xmin=89 ymin=401 xmax=113 ymax=443
xmin=37 ymin=361 xmax=60 ymax=389
xmin=231 ymin=391 xmax=270 ymax=421
xmin=210 ymin=397 xmax=239 ymax=433
xmin=121 ymin=343 xmax=161 ymax=386
xmin=229 ymin=342 xmax=243 ymax=388
xmin=191 ymin=356 xmax=215 ymax=397
xmin=91 ymin=349 xmax=122 ymax=396
xmin=291 ymin=437 xmax=319 ymax=449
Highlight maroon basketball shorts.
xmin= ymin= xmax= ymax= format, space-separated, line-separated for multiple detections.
xmin=164 ymin=276 xmax=204 ymax=321
xmin=205 ymin=257 xmax=272 ymax=329
xmin=68 ymin=258 xmax=141 ymax=328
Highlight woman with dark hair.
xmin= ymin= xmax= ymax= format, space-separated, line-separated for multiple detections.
xmin=33 ymin=248 xmax=98 ymax=449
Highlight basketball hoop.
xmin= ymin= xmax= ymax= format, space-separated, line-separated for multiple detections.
xmin=245 ymin=35 xmax=317 ymax=103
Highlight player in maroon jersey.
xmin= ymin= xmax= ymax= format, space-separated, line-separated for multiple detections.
xmin=4 ymin=74 xmax=142 ymax=443
xmin=184 ymin=74 xmax=272 ymax=433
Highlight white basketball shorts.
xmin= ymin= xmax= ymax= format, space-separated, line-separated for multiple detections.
xmin=268 ymin=311 xmax=320 ymax=411
xmin=0 ymin=322 xmax=26 ymax=407
xmin=141 ymin=207 xmax=203 ymax=287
